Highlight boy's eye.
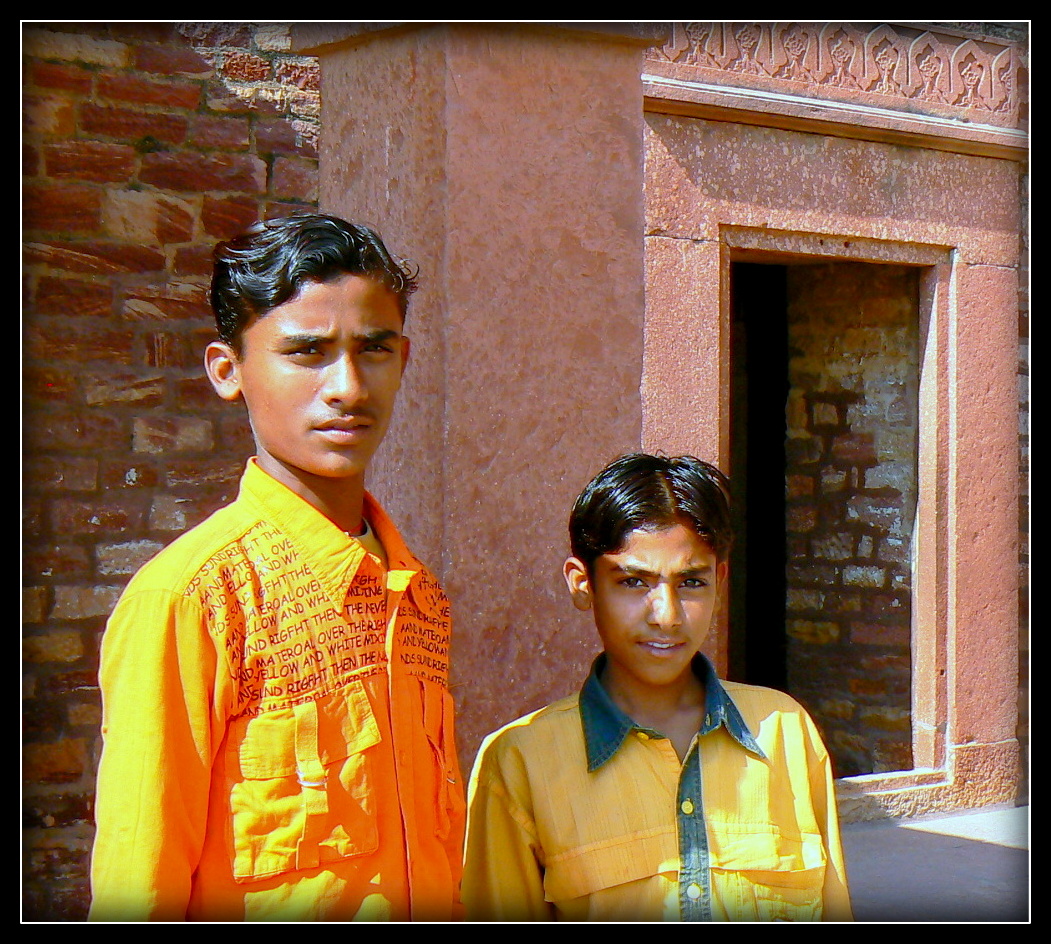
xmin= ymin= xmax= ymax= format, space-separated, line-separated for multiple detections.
xmin=682 ymin=578 xmax=709 ymax=589
xmin=621 ymin=576 xmax=647 ymax=589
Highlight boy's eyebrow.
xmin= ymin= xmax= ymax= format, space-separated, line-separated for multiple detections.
xmin=279 ymin=327 xmax=403 ymax=345
xmin=612 ymin=562 xmax=716 ymax=579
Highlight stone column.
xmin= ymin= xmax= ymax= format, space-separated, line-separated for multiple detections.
xmin=293 ymin=23 xmax=660 ymax=758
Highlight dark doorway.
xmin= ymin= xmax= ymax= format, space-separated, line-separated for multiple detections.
xmin=728 ymin=262 xmax=789 ymax=690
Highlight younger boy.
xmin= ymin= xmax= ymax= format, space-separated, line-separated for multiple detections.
xmin=90 ymin=214 xmax=464 ymax=921
xmin=463 ymin=453 xmax=852 ymax=921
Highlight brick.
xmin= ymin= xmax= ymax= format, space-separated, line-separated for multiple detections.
xmin=132 ymin=415 xmax=213 ymax=454
xmin=43 ymin=140 xmax=136 ymax=183
xmin=99 ymin=460 xmax=160 ymax=490
xmin=23 ymin=793 xmax=94 ymax=830
xmin=189 ymin=113 xmax=250 ymax=151
xmin=23 ymin=411 xmax=126 ymax=453
xmin=173 ymin=243 xmax=215 ymax=276
xmin=786 ymin=619 xmax=840 ymax=644
xmin=83 ymin=372 xmax=166 ymax=407
xmin=786 ymin=588 xmax=824 ymax=612
xmin=97 ymin=539 xmax=166 ymax=575
xmin=142 ymin=330 xmax=191 ymax=368
xmin=101 ymin=190 xmax=196 ymax=245
xmin=175 ymin=374 xmax=224 ymax=410
xmin=843 ymin=564 xmax=886 ymax=588
xmin=22 ymin=455 xmax=98 ymax=492
xmin=23 ymin=181 xmax=102 ymax=235
xmin=34 ymin=277 xmax=112 ymax=318
xmin=96 ymin=72 xmax=201 ymax=110
xmin=221 ymin=51 xmax=271 ymax=83
xmin=49 ymin=496 xmax=147 ymax=535
xmin=165 ymin=457 xmax=243 ymax=490
xmin=831 ymin=432 xmax=877 ymax=466
xmin=851 ymin=620 xmax=910 ymax=647
xmin=28 ymin=59 xmax=94 ymax=95
xmin=24 ymin=630 xmax=85 ymax=663
xmin=201 ymin=194 xmax=260 ymax=239
xmin=274 ymin=58 xmax=320 ymax=92
xmin=786 ymin=503 xmax=817 ymax=533
xmin=858 ymin=705 xmax=911 ymax=732
xmin=254 ymin=23 xmax=293 ymax=52
xmin=846 ymin=494 xmax=903 ymax=532
xmin=22 ymin=28 xmax=129 ymax=68
xmin=51 ymin=585 xmax=123 ymax=620
xmin=122 ymin=279 xmax=210 ymax=321
xmin=23 ymin=92 xmax=77 ymax=137
xmin=68 ymin=700 xmax=103 ymax=727
xmin=270 ymin=155 xmax=318 ymax=202
xmin=140 ymin=150 xmax=266 ymax=193
xmin=24 ymin=239 xmax=166 ymax=275
xmin=149 ymin=494 xmax=197 ymax=531
xmin=38 ymin=670 xmax=101 ymax=699
xmin=177 ymin=22 xmax=255 ymax=48
xmin=23 ymin=586 xmax=50 ymax=623
xmin=25 ymin=321 xmax=136 ymax=365
xmin=134 ymin=43 xmax=213 ymax=78
xmin=811 ymin=401 xmax=839 ymax=427
xmin=23 ymin=738 xmax=88 ymax=785
xmin=811 ymin=531 xmax=854 ymax=560
xmin=79 ymin=102 xmax=189 ymax=147
xmin=785 ymin=474 xmax=814 ymax=499
xmin=256 ymin=117 xmax=318 ymax=157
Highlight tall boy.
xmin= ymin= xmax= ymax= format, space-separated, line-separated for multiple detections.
xmin=90 ymin=214 xmax=464 ymax=922
xmin=463 ymin=454 xmax=852 ymax=922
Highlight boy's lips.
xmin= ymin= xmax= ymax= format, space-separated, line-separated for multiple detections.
xmin=638 ymin=638 xmax=686 ymax=655
xmin=313 ymin=415 xmax=375 ymax=442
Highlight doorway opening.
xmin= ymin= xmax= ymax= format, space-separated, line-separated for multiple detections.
xmin=729 ymin=258 xmax=919 ymax=777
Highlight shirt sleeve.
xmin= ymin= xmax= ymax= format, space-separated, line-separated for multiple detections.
xmin=89 ymin=587 xmax=230 ymax=921
xmin=462 ymin=734 xmax=555 ymax=921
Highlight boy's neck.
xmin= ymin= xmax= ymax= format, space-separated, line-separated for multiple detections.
xmin=600 ymin=660 xmax=706 ymax=759
xmin=256 ymin=455 xmax=367 ymax=535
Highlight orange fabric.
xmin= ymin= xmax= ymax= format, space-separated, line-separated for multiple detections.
xmin=90 ymin=460 xmax=464 ymax=921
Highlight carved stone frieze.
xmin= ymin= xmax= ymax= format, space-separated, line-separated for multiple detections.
xmin=648 ymin=22 xmax=1024 ymax=129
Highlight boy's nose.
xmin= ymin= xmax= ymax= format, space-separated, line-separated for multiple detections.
xmin=647 ymin=583 xmax=682 ymax=629
xmin=322 ymin=354 xmax=367 ymax=405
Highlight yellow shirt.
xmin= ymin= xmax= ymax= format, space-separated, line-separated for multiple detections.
xmin=463 ymin=655 xmax=852 ymax=922
xmin=90 ymin=460 xmax=465 ymax=921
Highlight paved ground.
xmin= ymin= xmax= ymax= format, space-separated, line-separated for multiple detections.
xmin=841 ymin=805 xmax=1030 ymax=922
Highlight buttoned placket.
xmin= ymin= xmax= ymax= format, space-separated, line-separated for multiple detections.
xmin=677 ymin=732 xmax=712 ymax=921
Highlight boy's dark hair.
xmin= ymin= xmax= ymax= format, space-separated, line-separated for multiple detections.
xmin=210 ymin=213 xmax=419 ymax=350
xmin=569 ymin=453 xmax=732 ymax=568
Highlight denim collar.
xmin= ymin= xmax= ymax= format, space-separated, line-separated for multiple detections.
xmin=580 ymin=652 xmax=766 ymax=772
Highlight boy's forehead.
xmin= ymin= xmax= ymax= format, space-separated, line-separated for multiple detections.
xmin=602 ymin=522 xmax=717 ymax=566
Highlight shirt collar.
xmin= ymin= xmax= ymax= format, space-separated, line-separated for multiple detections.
xmin=580 ymin=652 xmax=766 ymax=772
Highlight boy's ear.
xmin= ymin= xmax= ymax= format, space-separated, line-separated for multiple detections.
xmin=563 ymin=557 xmax=593 ymax=611
xmin=205 ymin=341 xmax=243 ymax=402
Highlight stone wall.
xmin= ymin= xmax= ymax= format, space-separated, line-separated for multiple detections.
xmin=22 ymin=22 xmax=320 ymax=921
xmin=784 ymin=263 xmax=919 ymax=777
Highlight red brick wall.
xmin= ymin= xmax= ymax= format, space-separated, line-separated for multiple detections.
xmin=22 ymin=22 xmax=319 ymax=920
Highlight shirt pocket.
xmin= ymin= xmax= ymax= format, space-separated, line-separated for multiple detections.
xmin=422 ymin=680 xmax=466 ymax=842
xmin=225 ymin=681 xmax=382 ymax=882
xmin=713 ymin=828 xmax=827 ymax=921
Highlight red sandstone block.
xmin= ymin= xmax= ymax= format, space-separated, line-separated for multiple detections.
xmin=132 ymin=415 xmax=213 ymax=454
xmin=34 ymin=277 xmax=112 ymax=318
xmin=177 ymin=22 xmax=255 ymax=48
xmin=274 ymin=58 xmax=320 ymax=91
xmin=24 ymin=239 xmax=167 ymax=275
xmin=43 ymin=140 xmax=136 ymax=183
xmin=23 ymin=455 xmax=98 ymax=492
xmin=851 ymin=621 xmax=911 ymax=647
xmin=79 ymin=102 xmax=189 ymax=146
xmin=23 ymin=738 xmax=88 ymax=785
xmin=23 ymin=793 xmax=94 ymax=830
xmin=23 ymin=586 xmax=49 ymax=623
xmin=99 ymin=460 xmax=161 ymax=490
xmin=173 ymin=243 xmax=216 ymax=276
xmin=50 ymin=496 xmax=146 ymax=535
xmin=24 ymin=321 xmax=136 ymax=365
xmin=83 ymin=372 xmax=166 ymax=408
xmin=96 ymin=72 xmax=201 ymax=110
xmin=122 ymin=282 xmax=211 ymax=321
xmin=270 ymin=155 xmax=318 ymax=202
xmin=164 ymin=457 xmax=244 ymax=490
xmin=51 ymin=584 xmax=123 ymax=620
xmin=201 ymin=194 xmax=260 ymax=238
xmin=22 ymin=366 xmax=78 ymax=401
xmin=140 ymin=150 xmax=265 ymax=193
xmin=23 ymin=628 xmax=84 ymax=662
xmin=23 ymin=93 xmax=77 ymax=137
xmin=23 ymin=181 xmax=102 ymax=235
xmin=96 ymin=539 xmax=166 ymax=576
xmin=108 ymin=22 xmax=177 ymax=44
xmin=142 ymin=331 xmax=196 ymax=369
xmin=221 ymin=50 xmax=271 ymax=83
xmin=831 ymin=432 xmax=877 ymax=466
xmin=175 ymin=375 xmax=224 ymax=410
xmin=134 ymin=42 xmax=213 ymax=77
xmin=189 ymin=113 xmax=250 ymax=151
xmin=22 ymin=544 xmax=91 ymax=580
xmin=30 ymin=60 xmax=94 ymax=94
xmin=23 ymin=411 xmax=126 ymax=453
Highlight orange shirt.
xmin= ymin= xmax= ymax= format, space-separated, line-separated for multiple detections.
xmin=90 ymin=460 xmax=464 ymax=921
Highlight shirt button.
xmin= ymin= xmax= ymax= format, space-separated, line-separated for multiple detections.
xmin=636 ymin=731 xmax=649 ymax=740
xmin=686 ymin=883 xmax=703 ymax=900
xmin=680 ymin=799 xmax=695 ymax=815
